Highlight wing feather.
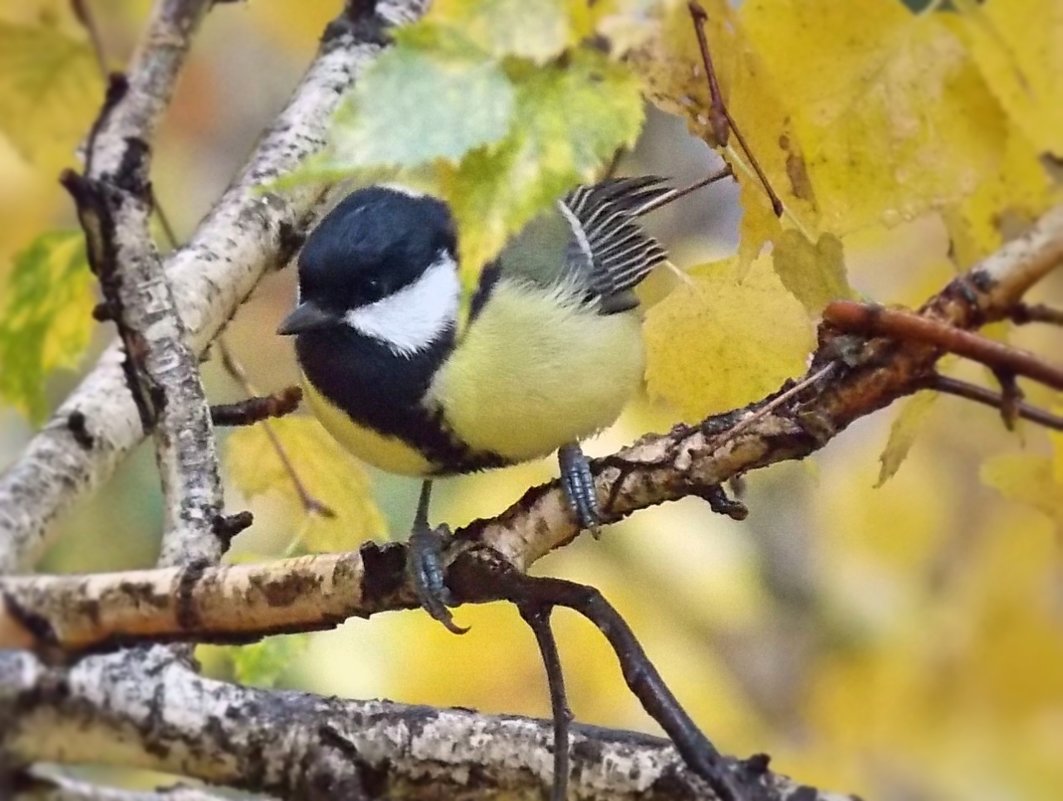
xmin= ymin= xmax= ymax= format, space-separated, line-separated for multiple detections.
xmin=557 ymin=176 xmax=674 ymax=304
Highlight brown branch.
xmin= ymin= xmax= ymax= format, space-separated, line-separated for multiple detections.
xmin=217 ymin=341 xmax=335 ymax=517
xmin=925 ymin=375 xmax=1063 ymax=430
xmin=687 ymin=1 xmax=783 ymax=216
xmin=823 ymin=299 xmax=1063 ymax=391
xmin=209 ymin=387 xmax=302 ymax=426
xmin=1010 ymin=301 xmax=1063 ymax=326
xmin=516 ymin=604 xmax=571 ymax=801
xmin=454 ymin=552 xmax=751 ymax=801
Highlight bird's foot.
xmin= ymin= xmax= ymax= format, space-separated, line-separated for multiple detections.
xmin=407 ymin=522 xmax=468 ymax=634
xmin=558 ymin=442 xmax=602 ymax=538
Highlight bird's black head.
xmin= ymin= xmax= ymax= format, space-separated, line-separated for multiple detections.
xmin=279 ymin=186 xmax=457 ymax=334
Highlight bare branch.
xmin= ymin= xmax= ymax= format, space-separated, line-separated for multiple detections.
xmin=209 ymin=387 xmax=303 ymax=427
xmin=1010 ymin=301 xmax=1063 ymax=326
xmin=62 ymin=0 xmax=223 ymax=568
xmin=0 ymin=648 xmax=854 ymax=801
xmin=925 ymin=376 xmax=1063 ymax=430
xmin=15 ymin=772 xmax=234 ymax=801
xmin=823 ymin=300 xmax=1063 ymax=391
xmin=2 ymin=204 xmax=1061 ymax=653
xmin=0 ymin=0 xmax=432 ymax=573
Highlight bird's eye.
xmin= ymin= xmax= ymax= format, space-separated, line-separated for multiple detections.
xmin=361 ymin=277 xmax=385 ymax=304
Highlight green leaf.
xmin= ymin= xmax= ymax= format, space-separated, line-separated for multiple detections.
xmin=428 ymin=0 xmax=572 ymax=63
xmin=0 ymin=21 xmax=102 ymax=172
xmin=229 ymin=634 xmax=308 ymax=688
xmin=772 ymin=229 xmax=853 ymax=315
xmin=0 ymin=231 xmax=96 ymax=422
xmin=440 ymin=49 xmax=645 ymax=279
xmin=325 ymin=24 xmax=515 ymax=169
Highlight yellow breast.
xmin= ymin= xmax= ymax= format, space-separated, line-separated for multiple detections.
xmin=302 ymin=381 xmax=435 ymax=476
xmin=427 ymin=279 xmax=644 ymax=464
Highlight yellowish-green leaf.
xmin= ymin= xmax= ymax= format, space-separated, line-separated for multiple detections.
xmin=225 ymin=417 xmax=386 ymax=552
xmin=953 ymin=0 xmax=1063 ymax=157
xmin=0 ymin=22 xmax=102 ymax=172
xmin=772 ymin=230 xmax=852 ymax=315
xmin=326 ymin=24 xmax=514 ymax=168
xmin=428 ymin=0 xmax=571 ymax=63
xmin=980 ymin=452 xmax=1063 ymax=532
xmin=0 ymin=231 xmax=95 ymax=422
xmin=876 ymin=391 xmax=937 ymax=488
xmin=229 ymin=634 xmax=308 ymax=688
xmin=592 ymin=0 xmax=679 ymax=56
xmin=644 ymin=253 xmax=814 ymax=420
xmin=740 ymin=0 xmax=1005 ymax=233
xmin=439 ymin=49 xmax=644 ymax=285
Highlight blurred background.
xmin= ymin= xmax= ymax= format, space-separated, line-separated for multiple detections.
xmin=1 ymin=2 xmax=1061 ymax=800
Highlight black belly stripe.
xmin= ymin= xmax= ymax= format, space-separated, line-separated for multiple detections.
xmin=296 ymin=324 xmax=506 ymax=474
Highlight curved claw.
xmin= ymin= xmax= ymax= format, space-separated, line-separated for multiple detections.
xmin=558 ymin=443 xmax=601 ymax=537
xmin=407 ymin=524 xmax=468 ymax=635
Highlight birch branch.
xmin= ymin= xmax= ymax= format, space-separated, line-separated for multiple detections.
xmin=14 ymin=772 xmax=234 ymax=801
xmin=0 ymin=648 xmax=851 ymax=801
xmin=2 ymin=205 xmax=1060 ymax=653
xmin=63 ymin=0 xmax=222 ymax=568
xmin=0 ymin=0 xmax=431 ymax=573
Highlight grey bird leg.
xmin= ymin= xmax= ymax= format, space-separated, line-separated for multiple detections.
xmin=558 ymin=442 xmax=601 ymax=537
xmin=407 ymin=479 xmax=467 ymax=634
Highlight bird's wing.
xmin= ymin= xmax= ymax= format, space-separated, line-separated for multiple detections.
xmin=558 ymin=176 xmax=672 ymax=300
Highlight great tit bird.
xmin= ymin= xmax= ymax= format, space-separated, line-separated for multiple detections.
xmin=278 ymin=170 xmax=728 ymax=629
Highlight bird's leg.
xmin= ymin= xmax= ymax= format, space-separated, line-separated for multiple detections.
xmin=407 ymin=479 xmax=467 ymax=634
xmin=558 ymin=442 xmax=601 ymax=538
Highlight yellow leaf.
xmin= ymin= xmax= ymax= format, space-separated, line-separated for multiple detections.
xmin=644 ymin=252 xmax=814 ymax=419
xmin=876 ymin=391 xmax=937 ymax=488
xmin=942 ymin=125 xmax=1053 ymax=268
xmin=1051 ymin=425 xmax=1063 ymax=487
xmin=0 ymin=21 xmax=102 ymax=173
xmin=954 ymin=0 xmax=1063 ymax=157
xmin=737 ymin=176 xmax=782 ymax=278
xmin=741 ymin=0 xmax=1005 ymax=233
xmin=980 ymin=452 xmax=1063 ymax=532
xmin=225 ymin=417 xmax=386 ymax=552
xmin=771 ymin=230 xmax=852 ymax=315
xmin=631 ymin=0 xmax=817 ymax=264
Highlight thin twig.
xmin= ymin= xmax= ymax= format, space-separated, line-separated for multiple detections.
xmin=70 ymin=0 xmax=108 ymax=77
xmin=1011 ymin=302 xmax=1063 ymax=326
xmin=451 ymin=554 xmax=744 ymax=801
xmin=209 ymin=387 xmax=302 ymax=426
xmin=823 ymin=300 xmax=1063 ymax=390
xmin=217 ymin=340 xmax=335 ymax=518
xmin=687 ymin=1 xmax=783 ymax=216
xmin=517 ymin=605 xmax=571 ymax=801
xmin=927 ymin=375 xmax=1063 ymax=431
xmin=636 ymin=164 xmax=735 ymax=215
xmin=711 ymin=362 xmax=838 ymax=448
xmin=153 ymin=191 xmax=181 ymax=250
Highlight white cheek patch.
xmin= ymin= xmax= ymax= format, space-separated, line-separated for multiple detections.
xmin=343 ymin=252 xmax=460 ymax=357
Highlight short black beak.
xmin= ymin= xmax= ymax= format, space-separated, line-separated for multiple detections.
xmin=276 ymin=302 xmax=338 ymax=335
